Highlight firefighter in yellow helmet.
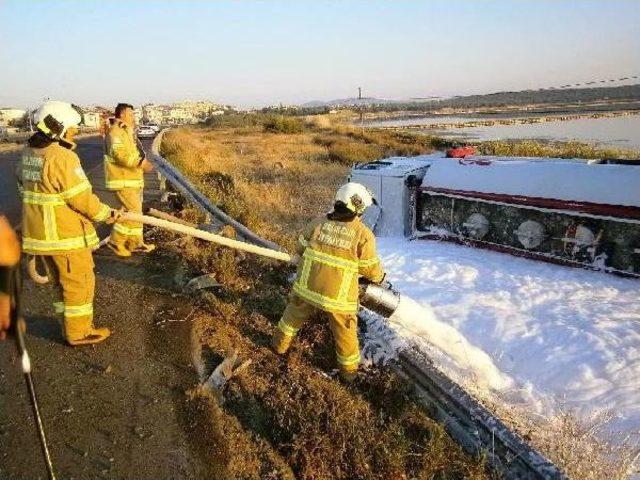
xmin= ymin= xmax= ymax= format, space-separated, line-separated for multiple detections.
xmin=104 ymin=103 xmax=155 ymax=257
xmin=272 ymin=182 xmax=386 ymax=382
xmin=17 ymin=101 xmax=118 ymax=346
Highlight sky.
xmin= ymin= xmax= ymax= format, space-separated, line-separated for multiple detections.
xmin=1 ymin=0 xmax=639 ymax=108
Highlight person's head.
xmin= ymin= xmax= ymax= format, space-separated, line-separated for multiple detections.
xmin=333 ymin=182 xmax=375 ymax=217
xmin=114 ymin=103 xmax=135 ymax=126
xmin=33 ymin=101 xmax=82 ymax=144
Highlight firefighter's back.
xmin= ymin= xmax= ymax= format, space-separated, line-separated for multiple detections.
xmin=19 ymin=143 xmax=99 ymax=255
xmin=294 ymin=215 xmax=380 ymax=314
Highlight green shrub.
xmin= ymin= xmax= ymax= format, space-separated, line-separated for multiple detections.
xmin=477 ymin=139 xmax=639 ymax=160
xmin=206 ymin=113 xmax=263 ymax=129
xmin=327 ymin=140 xmax=384 ymax=165
xmin=263 ymin=116 xmax=304 ymax=134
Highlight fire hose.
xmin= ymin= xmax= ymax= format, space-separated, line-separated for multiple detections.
xmin=120 ymin=212 xmax=298 ymax=264
xmin=24 ymin=210 xmax=401 ymax=318
xmin=119 ymin=212 xmax=401 ymax=316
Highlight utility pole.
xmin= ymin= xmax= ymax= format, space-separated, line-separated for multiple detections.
xmin=358 ymin=87 xmax=364 ymax=131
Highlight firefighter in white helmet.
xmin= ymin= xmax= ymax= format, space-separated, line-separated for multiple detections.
xmin=17 ymin=101 xmax=118 ymax=345
xmin=272 ymin=182 xmax=386 ymax=382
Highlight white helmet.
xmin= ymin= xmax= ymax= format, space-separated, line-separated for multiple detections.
xmin=334 ymin=182 xmax=375 ymax=215
xmin=33 ymin=101 xmax=83 ymax=139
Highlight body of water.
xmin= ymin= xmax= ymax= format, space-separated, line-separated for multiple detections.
xmin=366 ymin=114 xmax=640 ymax=151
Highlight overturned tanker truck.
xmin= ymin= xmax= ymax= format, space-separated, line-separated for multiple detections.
xmin=350 ymin=150 xmax=640 ymax=276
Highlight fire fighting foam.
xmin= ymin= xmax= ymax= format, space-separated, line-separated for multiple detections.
xmin=387 ymin=294 xmax=515 ymax=392
xmin=363 ymin=236 xmax=640 ymax=439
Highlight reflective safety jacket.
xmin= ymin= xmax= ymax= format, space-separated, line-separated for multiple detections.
xmin=104 ymin=120 xmax=144 ymax=190
xmin=18 ymin=143 xmax=111 ymax=256
xmin=293 ymin=216 xmax=385 ymax=314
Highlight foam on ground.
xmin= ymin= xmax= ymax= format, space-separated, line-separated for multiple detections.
xmin=362 ymin=237 xmax=640 ymax=440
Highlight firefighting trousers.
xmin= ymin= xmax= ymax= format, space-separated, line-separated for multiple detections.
xmin=43 ymin=251 xmax=96 ymax=342
xmin=273 ymin=293 xmax=361 ymax=372
xmin=110 ymin=188 xmax=143 ymax=250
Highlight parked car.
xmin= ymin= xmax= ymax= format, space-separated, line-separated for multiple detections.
xmin=137 ymin=126 xmax=156 ymax=138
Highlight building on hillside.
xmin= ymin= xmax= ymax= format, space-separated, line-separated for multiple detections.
xmin=174 ymin=101 xmax=222 ymax=121
xmin=165 ymin=107 xmax=192 ymax=125
xmin=141 ymin=104 xmax=164 ymax=125
xmin=137 ymin=101 xmax=231 ymax=125
xmin=0 ymin=108 xmax=27 ymax=127
xmin=82 ymin=112 xmax=101 ymax=129
xmin=78 ymin=106 xmax=112 ymax=130
xmin=133 ymin=107 xmax=143 ymax=124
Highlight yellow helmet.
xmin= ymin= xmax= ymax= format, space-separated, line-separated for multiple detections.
xmin=334 ymin=182 xmax=375 ymax=214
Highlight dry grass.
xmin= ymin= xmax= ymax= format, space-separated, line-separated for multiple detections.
xmin=160 ymin=123 xmax=436 ymax=252
xmin=158 ymin=229 xmax=489 ymax=480
xmin=0 ymin=141 xmax=24 ymax=153
xmin=475 ymin=139 xmax=639 ymax=160
xmin=485 ymin=399 xmax=638 ymax=480
xmin=161 ymin=126 xmax=346 ymax=252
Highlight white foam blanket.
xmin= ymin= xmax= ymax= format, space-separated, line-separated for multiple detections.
xmin=363 ymin=237 xmax=640 ymax=440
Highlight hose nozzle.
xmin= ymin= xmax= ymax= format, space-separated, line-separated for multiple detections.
xmin=360 ymin=283 xmax=401 ymax=318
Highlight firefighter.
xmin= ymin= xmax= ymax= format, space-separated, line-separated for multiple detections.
xmin=272 ymin=183 xmax=386 ymax=382
xmin=0 ymin=215 xmax=20 ymax=340
xmin=18 ymin=101 xmax=117 ymax=346
xmin=104 ymin=103 xmax=155 ymax=257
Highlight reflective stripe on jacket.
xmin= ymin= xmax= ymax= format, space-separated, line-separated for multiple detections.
xmin=104 ymin=120 xmax=144 ymax=190
xmin=293 ymin=216 xmax=385 ymax=314
xmin=18 ymin=143 xmax=111 ymax=256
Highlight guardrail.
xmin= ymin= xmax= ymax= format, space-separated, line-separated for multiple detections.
xmin=150 ymin=130 xmax=281 ymax=251
xmin=149 ymin=128 xmax=567 ymax=480
xmin=399 ymin=351 xmax=567 ymax=479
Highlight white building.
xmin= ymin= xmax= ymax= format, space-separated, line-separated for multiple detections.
xmin=82 ymin=112 xmax=101 ymax=129
xmin=0 ymin=108 xmax=27 ymax=127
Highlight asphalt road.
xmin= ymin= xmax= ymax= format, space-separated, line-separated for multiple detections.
xmin=0 ymin=136 xmax=208 ymax=480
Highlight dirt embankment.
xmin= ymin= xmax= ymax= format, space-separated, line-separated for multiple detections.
xmin=0 ymin=250 xmax=212 ymax=479
xmin=157 ymin=122 xmax=489 ymax=479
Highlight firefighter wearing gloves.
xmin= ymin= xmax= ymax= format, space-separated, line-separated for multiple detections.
xmin=18 ymin=101 xmax=117 ymax=346
xmin=272 ymin=182 xmax=385 ymax=382
xmin=104 ymin=103 xmax=155 ymax=257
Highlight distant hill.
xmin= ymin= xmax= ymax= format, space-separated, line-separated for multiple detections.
xmin=431 ymin=84 xmax=640 ymax=110
xmin=300 ymin=84 xmax=640 ymax=112
xmin=301 ymin=97 xmax=422 ymax=108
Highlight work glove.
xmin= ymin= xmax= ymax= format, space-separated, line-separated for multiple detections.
xmin=141 ymin=158 xmax=154 ymax=173
xmin=375 ymin=273 xmax=393 ymax=290
xmin=105 ymin=208 xmax=124 ymax=225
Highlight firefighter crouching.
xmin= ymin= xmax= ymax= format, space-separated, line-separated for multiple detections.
xmin=18 ymin=101 xmax=118 ymax=346
xmin=272 ymin=183 xmax=386 ymax=382
xmin=104 ymin=103 xmax=155 ymax=257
